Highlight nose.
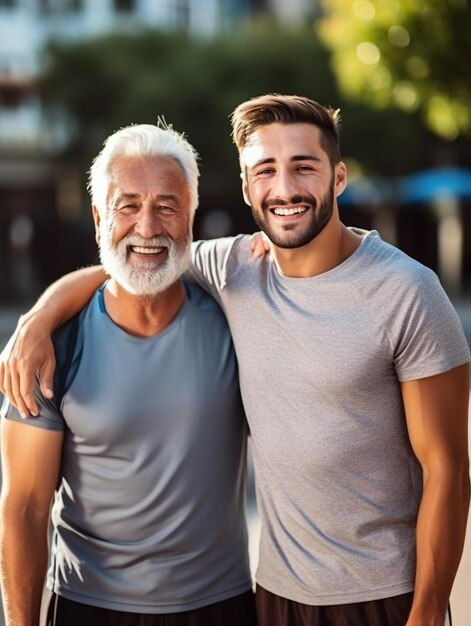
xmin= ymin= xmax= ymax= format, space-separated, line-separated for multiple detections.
xmin=271 ymin=169 xmax=298 ymax=200
xmin=134 ymin=208 xmax=164 ymax=238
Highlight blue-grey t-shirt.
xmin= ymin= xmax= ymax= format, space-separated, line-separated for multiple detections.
xmin=2 ymin=281 xmax=251 ymax=613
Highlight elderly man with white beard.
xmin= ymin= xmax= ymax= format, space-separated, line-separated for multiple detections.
xmin=0 ymin=124 xmax=255 ymax=626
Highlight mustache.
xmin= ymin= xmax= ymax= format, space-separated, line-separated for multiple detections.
xmin=261 ymin=194 xmax=317 ymax=211
xmin=119 ymin=235 xmax=174 ymax=248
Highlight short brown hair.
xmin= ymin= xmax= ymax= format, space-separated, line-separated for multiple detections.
xmin=231 ymin=94 xmax=341 ymax=166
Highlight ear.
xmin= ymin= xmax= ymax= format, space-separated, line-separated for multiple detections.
xmin=92 ymin=205 xmax=101 ymax=245
xmin=334 ymin=161 xmax=347 ymax=198
xmin=241 ymin=171 xmax=251 ymax=207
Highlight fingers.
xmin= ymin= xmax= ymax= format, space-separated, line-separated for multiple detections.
xmin=0 ymin=335 xmax=32 ymax=418
xmin=0 ymin=360 xmax=5 ymax=396
xmin=9 ymin=359 xmax=34 ymax=419
xmin=18 ymin=354 xmax=42 ymax=417
xmin=250 ymin=232 xmax=271 ymax=259
xmin=13 ymin=351 xmax=55 ymax=417
xmin=39 ymin=355 xmax=56 ymax=401
xmin=1 ymin=350 xmax=34 ymax=418
xmin=0 ymin=329 xmax=56 ymax=419
xmin=0 ymin=333 xmax=16 ymax=396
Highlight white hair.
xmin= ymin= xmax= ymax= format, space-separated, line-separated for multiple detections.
xmin=88 ymin=121 xmax=200 ymax=215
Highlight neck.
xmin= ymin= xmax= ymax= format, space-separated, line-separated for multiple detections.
xmin=271 ymin=214 xmax=363 ymax=278
xmin=103 ymin=279 xmax=186 ymax=337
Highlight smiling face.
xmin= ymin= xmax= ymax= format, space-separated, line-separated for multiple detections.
xmin=93 ymin=155 xmax=193 ymax=297
xmin=240 ymin=123 xmax=346 ymax=249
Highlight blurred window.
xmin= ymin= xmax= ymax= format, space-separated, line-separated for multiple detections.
xmin=39 ymin=0 xmax=51 ymax=13
xmin=0 ymin=67 xmax=34 ymax=108
xmin=114 ymin=0 xmax=135 ymax=12
xmin=173 ymin=0 xmax=190 ymax=29
xmin=38 ymin=0 xmax=82 ymax=14
xmin=0 ymin=85 xmax=25 ymax=108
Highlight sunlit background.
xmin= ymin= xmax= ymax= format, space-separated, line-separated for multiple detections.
xmin=0 ymin=0 xmax=471 ymax=304
xmin=0 ymin=0 xmax=470 ymax=624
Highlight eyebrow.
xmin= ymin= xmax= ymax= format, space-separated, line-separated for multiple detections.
xmin=249 ymin=155 xmax=321 ymax=171
xmin=114 ymin=193 xmax=139 ymax=204
xmin=114 ymin=192 xmax=179 ymax=205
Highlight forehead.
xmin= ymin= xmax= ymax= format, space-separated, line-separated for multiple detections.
xmin=240 ymin=122 xmax=326 ymax=168
xmin=108 ymin=155 xmax=188 ymax=197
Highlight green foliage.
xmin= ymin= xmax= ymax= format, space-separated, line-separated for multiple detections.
xmin=318 ymin=0 xmax=471 ymax=140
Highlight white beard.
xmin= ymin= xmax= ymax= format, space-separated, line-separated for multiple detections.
xmin=99 ymin=224 xmax=191 ymax=297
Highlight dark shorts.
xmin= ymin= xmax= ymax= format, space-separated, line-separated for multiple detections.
xmin=40 ymin=588 xmax=257 ymax=626
xmin=256 ymin=585 xmax=452 ymax=626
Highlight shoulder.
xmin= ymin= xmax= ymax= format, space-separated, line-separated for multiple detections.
xmin=181 ymin=281 xmax=234 ymax=354
xmin=356 ymin=233 xmax=470 ymax=376
xmin=52 ymin=290 xmax=100 ymax=357
xmin=52 ymin=312 xmax=82 ymax=353
xmin=182 ymin=280 xmax=221 ymax=311
xmin=182 ymin=281 xmax=229 ymax=330
xmin=353 ymin=231 xmax=462 ymax=334
xmin=189 ymin=234 xmax=258 ymax=294
xmin=51 ymin=289 xmax=103 ymax=398
xmin=359 ymin=231 xmax=440 ymax=296
xmin=192 ymin=234 xmax=254 ymax=270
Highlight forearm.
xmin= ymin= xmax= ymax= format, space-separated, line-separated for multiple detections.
xmin=20 ymin=265 xmax=108 ymax=332
xmin=407 ymin=464 xmax=471 ymax=625
xmin=0 ymin=501 xmax=50 ymax=626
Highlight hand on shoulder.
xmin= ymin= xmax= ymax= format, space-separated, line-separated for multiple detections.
xmin=0 ymin=312 xmax=56 ymax=418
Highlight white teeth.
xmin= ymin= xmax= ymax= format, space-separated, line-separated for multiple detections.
xmin=273 ymin=206 xmax=307 ymax=216
xmin=132 ymin=246 xmax=164 ymax=254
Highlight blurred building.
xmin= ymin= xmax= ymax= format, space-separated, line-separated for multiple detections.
xmin=0 ymin=0 xmax=319 ymax=304
xmin=0 ymin=0 xmax=269 ymax=148
xmin=0 ymin=0 xmax=271 ymax=303
xmin=262 ymin=0 xmax=319 ymax=23
xmin=0 ymin=0 xmax=316 ymax=154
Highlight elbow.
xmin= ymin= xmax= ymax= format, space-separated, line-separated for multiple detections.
xmin=423 ymin=456 xmax=470 ymax=508
xmin=461 ymin=465 xmax=471 ymax=511
xmin=454 ymin=455 xmax=471 ymax=505
xmin=449 ymin=459 xmax=469 ymax=514
xmin=0 ymin=492 xmax=51 ymax=531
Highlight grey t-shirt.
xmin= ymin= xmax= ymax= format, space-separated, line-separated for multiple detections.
xmin=188 ymin=229 xmax=470 ymax=605
xmin=2 ymin=281 xmax=251 ymax=613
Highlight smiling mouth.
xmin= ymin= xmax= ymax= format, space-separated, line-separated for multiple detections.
xmin=130 ymin=245 xmax=166 ymax=255
xmin=271 ymin=206 xmax=308 ymax=216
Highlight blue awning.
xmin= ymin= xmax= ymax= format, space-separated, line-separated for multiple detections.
xmin=398 ymin=167 xmax=471 ymax=204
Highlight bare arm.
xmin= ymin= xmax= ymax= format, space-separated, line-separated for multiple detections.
xmin=0 ymin=265 xmax=107 ymax=417
xmin=0 ymin=419 xmax=63 ymax=626
xmin=402 ymin=363 xmax=470 ymax=626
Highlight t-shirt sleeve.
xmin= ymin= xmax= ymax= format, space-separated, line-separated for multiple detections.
xmin=1 ymin=378 xmax=65 ymax=432
xmin=184 ymin=236 xmax=240 ymax=304
xmin=391 ymin=268 xmax=470 ymax=381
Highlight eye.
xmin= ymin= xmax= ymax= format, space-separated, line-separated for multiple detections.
xmin=254 ymin=167 xmax=275 ymax=177
xmin=117 ymin=204 xmax=139 ymax=214
xmin=159 ymin=205 xmax=178 ymax=214
xmin=296 ymin=165 xmax=315 ymax=172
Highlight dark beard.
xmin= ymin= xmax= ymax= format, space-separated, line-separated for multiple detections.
xmin=251 ymin=182 xmax=335 ymax=249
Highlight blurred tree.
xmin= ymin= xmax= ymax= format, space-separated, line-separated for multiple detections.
xmin=318 ymin=0 xmax=471 ymax=140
